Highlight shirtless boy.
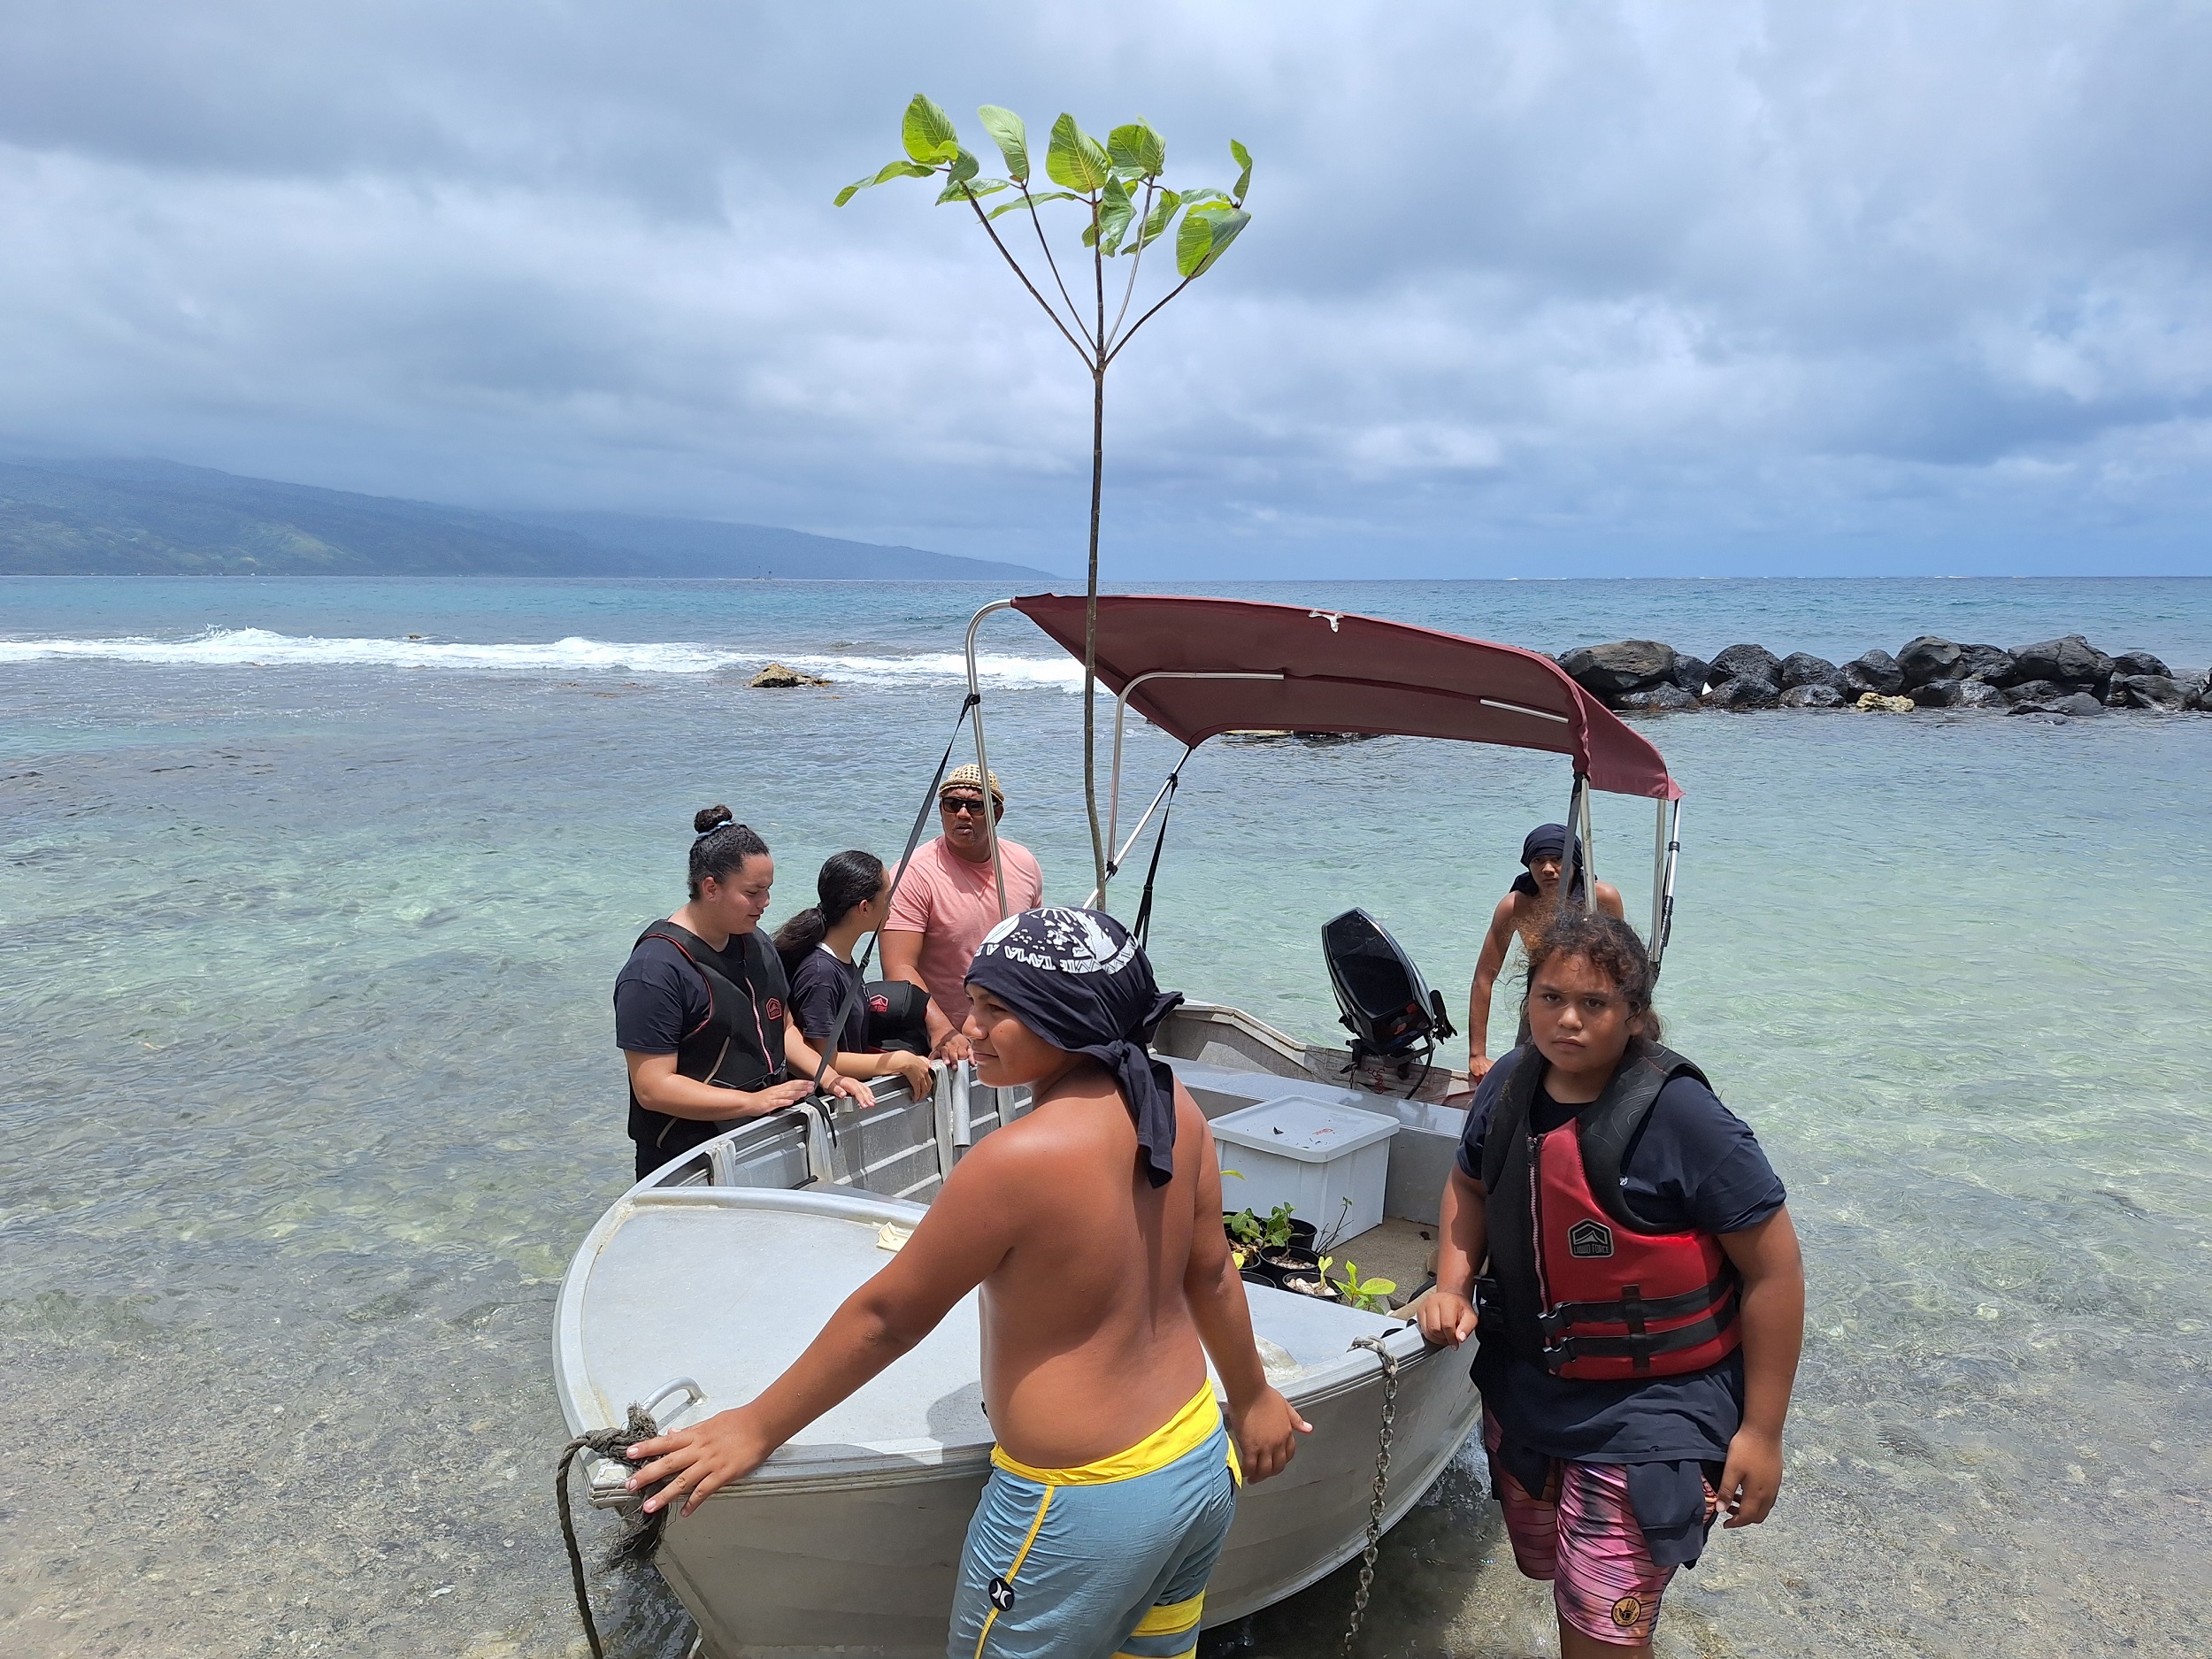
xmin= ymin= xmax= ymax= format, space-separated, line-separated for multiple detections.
xmin=1465 ymin=824 xmax=1625 ymax=1080
xmin=626 ymin=906 xmax=1309 ymax=1659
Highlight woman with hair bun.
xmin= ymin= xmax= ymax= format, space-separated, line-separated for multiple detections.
xmin=774 ymin=851 xmax=935 ymax=1101
xmin=612 ymin=806 xmax=872 ymax=1181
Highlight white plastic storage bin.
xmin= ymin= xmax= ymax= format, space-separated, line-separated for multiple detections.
xmin=1210 ymin=1096 xmax=1400 ymax=1242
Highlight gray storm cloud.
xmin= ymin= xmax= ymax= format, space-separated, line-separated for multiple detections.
xmin=1 ymin=0 xmax=2206 ymax=576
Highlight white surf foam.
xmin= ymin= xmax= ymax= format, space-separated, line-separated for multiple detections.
xmin=0 ymin=628 xmax=1085 ymax=687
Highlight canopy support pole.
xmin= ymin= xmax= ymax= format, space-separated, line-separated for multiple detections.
xmin=1578 ymin=777 xmax=1598 ymax=912
xmin=964 ymin=600 xmax=1018 ymax=919
xmin=1103 ymin=670 xmax=1282 ymax=901
xmin=1087 ymin=760 xmax=1184 ymax=910
xmin=1560 ymin=773 xmax=1589 ymax=912
xmin=1652 ymin=800 xmax=1684 ymax=972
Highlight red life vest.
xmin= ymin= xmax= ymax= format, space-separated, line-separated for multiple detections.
xmin=1480 ymin=1042 xmax=1740 ymax=1381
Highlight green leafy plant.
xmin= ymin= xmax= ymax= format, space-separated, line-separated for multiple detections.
xmin=1333 ymin=1259 xmax=1399 ymax=1314
xmin=838 ymin=96 xmax=1255 ymax=895
xmin=1224 ymin=1207 xmax=1264 ymax=1248
xmin=1259 ymin=1202 xmax=1298 ymax=1250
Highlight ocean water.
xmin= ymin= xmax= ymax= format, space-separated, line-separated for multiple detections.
xmin=4 ymin=575 xmax=2209 ymax=1659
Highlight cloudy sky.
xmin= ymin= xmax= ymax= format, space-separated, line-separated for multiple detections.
xmin=4 ymin=1 xmax=2208 ymax=577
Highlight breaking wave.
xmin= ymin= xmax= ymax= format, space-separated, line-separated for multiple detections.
xmin=0 ymin=627 xmax=1084 ymax=687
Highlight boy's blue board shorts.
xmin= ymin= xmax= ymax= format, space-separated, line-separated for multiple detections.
xmin=948 ymin=1385 xmax=1240 ymax=1659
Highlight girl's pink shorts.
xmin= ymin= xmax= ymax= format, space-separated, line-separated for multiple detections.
xmin=1484 ymin=1410 xmax=1717 ymax=1647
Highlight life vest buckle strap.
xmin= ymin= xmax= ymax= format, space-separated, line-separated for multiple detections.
xmin=1535 ymin=1275 xmax=1734 ymax=1339
xmin=1539 ymin=1289 xmax=1741 ymax=1375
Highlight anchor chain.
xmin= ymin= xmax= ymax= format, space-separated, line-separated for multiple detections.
xmin=1342 ymin=1335 xmax=1401 ymax=1655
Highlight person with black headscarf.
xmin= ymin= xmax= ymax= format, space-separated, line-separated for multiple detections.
xmin=1464 ymin=822 xmax=1625 ymax=1080
xmin=622 ymin=907 xmax=1310 ymax=1659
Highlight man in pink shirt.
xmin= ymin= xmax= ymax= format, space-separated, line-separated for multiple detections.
xmin=880 ymin=764 xmax=1045 ymax=1059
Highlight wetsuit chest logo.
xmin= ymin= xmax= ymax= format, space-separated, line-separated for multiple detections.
xmin=1568 ymin=1218 xmax=1614 ymax=1258
xmin=987 ymin=1577 xmax=1016 ymax=1611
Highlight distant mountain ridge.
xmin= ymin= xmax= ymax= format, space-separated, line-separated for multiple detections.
xmin=0 ymin=457 xmax=1058 ymax=580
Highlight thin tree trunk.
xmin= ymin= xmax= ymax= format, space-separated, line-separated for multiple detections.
xmin=1081 ymin=347 xmax=1108 ymax=899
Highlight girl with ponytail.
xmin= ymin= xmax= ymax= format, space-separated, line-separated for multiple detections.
xmin=776 ymin=851 xmax=936 ymax=1099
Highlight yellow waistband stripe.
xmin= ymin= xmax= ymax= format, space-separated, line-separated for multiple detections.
xmin=991 ymin=1385 xmax=1223 ymax=1486
xmin=1131 ymin=1593 xmax=1205 ymax=1637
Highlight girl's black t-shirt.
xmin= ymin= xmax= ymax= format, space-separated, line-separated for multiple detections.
xmin=788 ymin=946 xmax=868 ymax=1056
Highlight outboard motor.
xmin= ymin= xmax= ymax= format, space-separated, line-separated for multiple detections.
xmin=1322 ymin=908 xmax=1457 ymax=1079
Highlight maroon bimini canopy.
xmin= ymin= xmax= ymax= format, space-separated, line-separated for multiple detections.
xmin=1010 ymin=594 xmax=1681 ymax=802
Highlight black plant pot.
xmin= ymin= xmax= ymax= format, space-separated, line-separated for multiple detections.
xmin=1239 ymin=1268 xmax=1282 ymax=1290
xmin=1278 ymin=1272 xmax=1341 ymax=1302
xmin=1259 ymin=1245 xmax=1321 ymax=1279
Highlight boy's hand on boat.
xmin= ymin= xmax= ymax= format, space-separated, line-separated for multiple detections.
xmin=1716 ymin=1425 xmax=1784 ymax=1528
xmin=1468 ymin=1054 xmax=1494 ymax=1082
xmin=891 ymin=1053 xmax=936 ymax=1096
xmin=626 ymin=1408 xmax=774 ymax=1517
xmin=1231 ymin=1387 xmax=1311 ymax=1483
xmin=1416 ymin=1289 xmax=1478 ymax=1348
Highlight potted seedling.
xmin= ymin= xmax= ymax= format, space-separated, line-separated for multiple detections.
xmin=1279 ymin=1253 xmax=1342 ymax=1302
xmin=1333 ymin=1259 xmax=1399 ymax=1314
xmin=1256 ymin=1203 xmax=1322 ymax=1278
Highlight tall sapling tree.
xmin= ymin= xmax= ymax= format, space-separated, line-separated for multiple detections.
xmin=838 ymin=96 xmax=1254 ymax=896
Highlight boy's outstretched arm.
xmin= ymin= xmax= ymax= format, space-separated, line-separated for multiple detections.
xmin=1716 ymin=1204 xmax=1805 ymax=1528
xmin=626 ymin=1142 xmax=1025 ymax=1515
xmin=1179 ymin=1094 xmax=1311 ymax=1481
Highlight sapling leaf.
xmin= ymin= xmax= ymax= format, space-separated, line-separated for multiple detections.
xmin=937 ymin=174 xmax=1011 ymax=206
xmin=1229 ymin=138 xmax=1253 ymax=203
xmin=976 ymin=105 xmax=1030 ymax=184
xmin=902 ymin=95 xmax=962 ymax=165
xmin=1046 ymin=113 xmax=1111 ymax=193
xmin=1175 ymin=205 xmax=1249 ymax=277
xmin=1133 ymin=188 xmax=1182 ymax=250
xmin=985 ymin=188 xmax=1079 ymax=221
xmin=1096 ymin=177 xmax=1134 ymax=256
xmin=1109 ymin=121 xmax=1166 ymax=178
xmin=834 ymin=158 xmax=937 ymax=205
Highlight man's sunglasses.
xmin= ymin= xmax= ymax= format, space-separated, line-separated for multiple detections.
xmin=941 ymin=795 xmax=991 ymax=816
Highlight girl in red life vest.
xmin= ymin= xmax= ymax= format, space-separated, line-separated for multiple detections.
xmin=1418 ymin=912 xmax=1805 ymax=1659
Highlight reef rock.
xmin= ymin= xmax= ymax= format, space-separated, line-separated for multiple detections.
xmin=2111 ymin=673 xmax=2189 ymax=711
xmin=1896 ymin=636 xmax=1964 ymax=687
xmin=2186 ymin=672 xmax=2212 ymax=711
xmin=1702 ymin=673 xmax=1780 ymax=710
xmin=1842 ymin=650 xmax=1907 ymax=697
xmin=1670 ymin=652 xmax=1712 ymax=696
xmin=1778 ymin=652 xmax=1846 ymax=693
xmin=2009 ymin=689 xmax=2104 ymax=717
xmin=1854 ymin=692 xmax=1916 ymax=713
xmin=1956 ymin=644 xmax=2016 ymax=682
xmin=749 ymin=662 xmax=832 ymax=688
xmin=1615 ymin=682 xmax=1699 ymax=713
xmin=1557 ymin=640 xmax=1678 ymax=696
xmin=2002 ymin=679 xmax=2070 ymax=706
xmin=1915 ymin=678 xmax=2005 ymax=710
xmin=2111 ymin=649 xmax=2173 ymax=680
xmin=1778 ymin=684 xmax=1846 ymax=710
xmin=2008 ymin=635 xmax=2113 ymax=690
xmin=1707 ymin=643 xmax=1782 ymax=687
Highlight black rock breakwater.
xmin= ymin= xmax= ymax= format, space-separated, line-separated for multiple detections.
xmin=1555 ymin=634 xmax=2212 ymax=718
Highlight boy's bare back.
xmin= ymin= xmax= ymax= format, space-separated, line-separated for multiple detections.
xmin=948 ymin=1063 xmax=1222 ymax=1469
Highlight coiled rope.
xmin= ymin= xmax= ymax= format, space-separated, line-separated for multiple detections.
xmin=555 ymin=1403 xmax=668 ymax=1659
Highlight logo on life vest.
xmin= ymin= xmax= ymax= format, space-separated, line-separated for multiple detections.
xmin=1568 ymin=1219 xmax=1615 ymax=1258
xmin=986 ymin=1576 xmax=1016 ymax=1612
xmin=764 ymin=997 xmax=784 ymax=1022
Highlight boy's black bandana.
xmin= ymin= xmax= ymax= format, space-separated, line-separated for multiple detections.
xmin=964 ymin=907 xmax=1186 ymax=1187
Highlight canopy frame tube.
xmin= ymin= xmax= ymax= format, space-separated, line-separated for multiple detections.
xmin=962 ymin=600 xmax=1018 ymax=919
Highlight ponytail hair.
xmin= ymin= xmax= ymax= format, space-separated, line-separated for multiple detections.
xmin=687 ymin=805 xmax=770 ymax=899
xmin=773 ymin=850 xmax=887 ymax=972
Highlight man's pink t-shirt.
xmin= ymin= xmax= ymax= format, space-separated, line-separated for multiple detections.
xmin=886 ymin=834 xmax=1045 ymax=1031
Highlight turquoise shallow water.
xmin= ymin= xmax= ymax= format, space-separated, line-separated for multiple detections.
xmin=4 ymin=576 xmax=2209 ymax=1657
